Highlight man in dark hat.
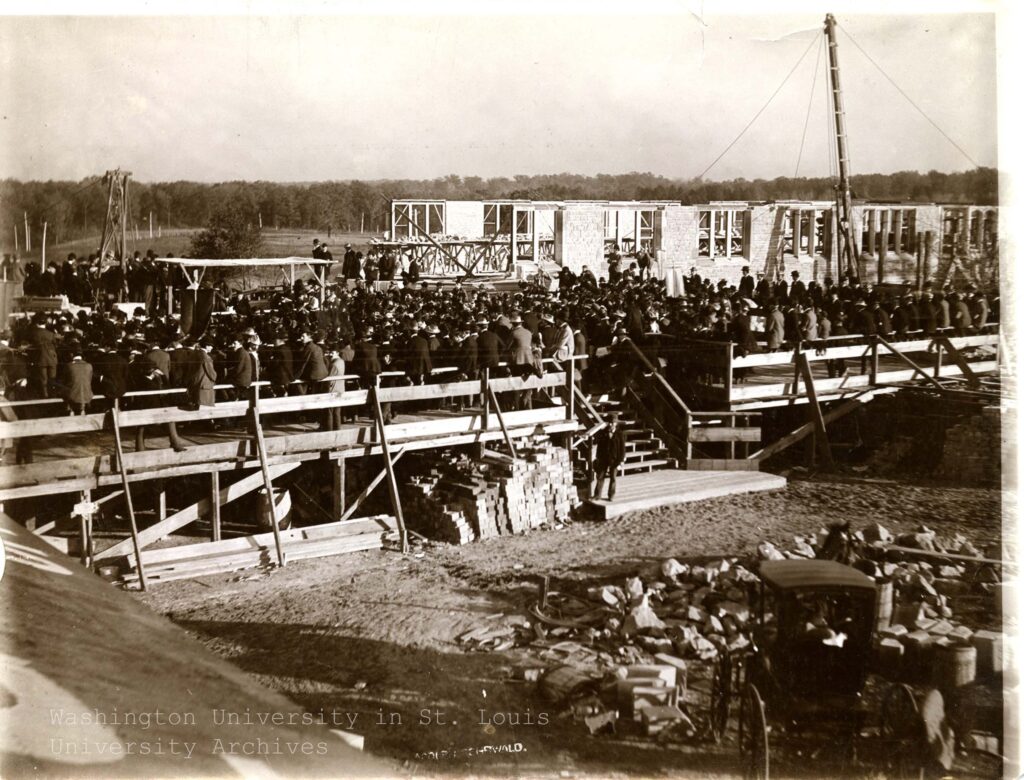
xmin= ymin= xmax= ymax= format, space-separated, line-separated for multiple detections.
xmin=342 ymin=243 xmax=360 ymax=282
xmin=405 ymin=324 xmax=433 ymax=412
xmin=225 ymin=335 xmax=254 ymax=402
xmin=26 ymin=313 xmax=58 ymax=398
xmin=295 ymin=331 xmax=328 ymax=400
xmin=738 ymin=266 xmax=755 ymax=299
xmin=354 ymin=326 xmax=381 ymax=391
xmin=593 ymin=411 xmax=626 ymax=501
xmin=63 ymin=350 xmax=93 ymax=415
xmin=266 ymin=335 xmax=295 ymax=397
xmin=789 ymin=270 xmax=806 ymax=306
xmin=186 ymin=340 xmax=217 ymax=410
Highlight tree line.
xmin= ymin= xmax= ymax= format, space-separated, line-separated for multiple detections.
xmin=0 ymin=168 xmax=997 ymax=247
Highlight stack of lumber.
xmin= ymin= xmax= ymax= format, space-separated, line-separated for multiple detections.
xmin=120 ymin=516 xmax=396 ymax=585
xmin=402 ymin=441 xmax=580 ymax=544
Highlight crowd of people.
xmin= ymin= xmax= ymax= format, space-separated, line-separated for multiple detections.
xmin=0 ymin=240 xmax=997 ymax=461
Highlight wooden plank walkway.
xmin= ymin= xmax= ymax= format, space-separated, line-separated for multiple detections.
xmin=587 ymin=468 xmax=787 ymax=520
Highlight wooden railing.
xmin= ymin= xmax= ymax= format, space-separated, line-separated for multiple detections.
xmin=670 ymin=326 xmax=999 ymax=407
xmin=621 ymin=339 xmax=693 ymax=466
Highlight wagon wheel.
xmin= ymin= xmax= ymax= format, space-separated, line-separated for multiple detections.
xmin=968 ymin=562 xmax=1000 ymax=589
xmin=739 ymin=683 xmax=769 ymax=780
xmin=881 ymin=683 xmax=919 ymax=740
xmin=708 ymin=650 xmax=733 ymax=743
xmin=881 ymin=683 xmax=925 ymax=779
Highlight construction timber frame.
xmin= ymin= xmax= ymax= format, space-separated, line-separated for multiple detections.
xmin=0 ymin=360 xmax=593 ymax=582
xmin=666 ymin=327 xmax=1001 ymax=467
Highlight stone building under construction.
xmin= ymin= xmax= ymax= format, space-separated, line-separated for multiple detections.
xmin=389 ymin=198 xmax=998 ymax=289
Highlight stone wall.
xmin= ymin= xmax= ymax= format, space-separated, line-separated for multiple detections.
xmin=445 ymin=200 xmax=483 ymax=238
xmin=554 ymin=203 xmax=606 ymax=273
xmin=935 ymin=406 xmax=1002 ymax=486
xmin=413 ymin=198 xmax=996 ymax=287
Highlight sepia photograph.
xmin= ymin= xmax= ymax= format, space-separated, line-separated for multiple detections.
xmin=0 ymin=1 xmax=1017 ymax=777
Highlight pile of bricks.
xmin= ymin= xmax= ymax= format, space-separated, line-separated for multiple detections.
xmin=403 ymin=479 xmax=475 ymax=545
xmin=402 ymin=441 xmax=580 ymax=544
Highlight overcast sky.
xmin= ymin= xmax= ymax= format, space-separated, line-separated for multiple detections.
xmin=0 ymin=4 xmax=999 ymax=183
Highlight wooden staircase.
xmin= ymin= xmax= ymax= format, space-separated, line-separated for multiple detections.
xmin=620 ymin=340 xmax=765 ymax=472
xmin=587 ymin=395 xmax=678 ymax=476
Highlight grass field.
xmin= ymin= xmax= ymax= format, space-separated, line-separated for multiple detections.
xmin=11 ymin=227 xmax=377 ymax=264
xmin=8 ymin=227 xmax=379 ymax=289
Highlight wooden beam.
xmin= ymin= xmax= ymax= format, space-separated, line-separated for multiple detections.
xmin=487 ymin=387 xmax=517 ymax=458
xmin=210 ymin=470 xmax=221 ymax=542
xmin=94 ymin=462 xmax=300 ymax=562
xmin=0 ymin=407 xmax=569 ymax=495
xmin=370 ymin=387 xmax=407 ymax=553
xmin=0 ymin=372 xmax=569 ymax=441
xmin=935 ymin=336 xmax=980 ymax=388
xmin=876 ymin=335 xmax=944 ymax=389
xmin=333 ymin=459 xmax=346 ymax=519
xmin=111 ymin=405 xmax=148 ymax=590
xmin=250 ymin=397 xmax=286 ymax=567
xmin=688 ymin=426 xmax=762 ymax=443
xmin=340 ymin=448 xmax=405 ymax=522
xmin=796 ymin=353 xmax=834 ymax=468
xmin=729 ymin=360 xmax=997 ymax=403
xmin=749 ymin=391 xmax=876 ymax=461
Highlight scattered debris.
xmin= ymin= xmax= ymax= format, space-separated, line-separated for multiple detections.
xmin=449 ymin=520 xmax=1002 ymax=747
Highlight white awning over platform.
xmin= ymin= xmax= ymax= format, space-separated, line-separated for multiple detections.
xmin=156 ymin=257 xmax=331 ymax=267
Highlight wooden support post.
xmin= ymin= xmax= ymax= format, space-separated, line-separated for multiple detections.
xmin=725 ymin=343 xmax=734 ymax=405
xmin=634 ymin=210 xmax=642 ymax=253
xmin=869 ymin=337 xmax=879 ymax=385
xmin=487 ymin=387 xmax=518 ymax=458
xmin=481 ymin=367 xmax=490 ymax=429
xmin=78 ymin=489 xmax=93 ymax=567
xmin=531 ymin=211 xmax=540 ymax=261
xmin=333 ymin=459 xmax=346 ymax=519
xmin=339 ymin=448 xmax=404 ymax=522
xmin=24 ymin=212 xmax=30 ymax=251
xmin=510 ymin=206 xmax=518 ymax=268
xmin=210 ymin=470 xmax=221 ymax=542
xmin=41 ymin=221 xmax=47 ymax=270
xmin=921 ymin=234 xmax=929 ymax=290
xmin=111 ymin=404 xmax=148 ymax=590
xmin=934 ymin=340 xmax=944 ymax=377
xmin=866 ymin=210 xmax=875 ymax=256
xmin=893 ymin=210 xmax=904 ymax=256
xmin=370 ymin=387 xmax=408 ymax=553
xmin=566 ymin=357 xmax=576 ymax=421
xmin=250 ymin=395 xmax=286 ymax=567
xmin=93 ymin=465 xmax=296 ymax=562
xmin=796 ymin=353 xmax=833 ymax=469
xmin=156 ymin=482 xmax=167 ymax=522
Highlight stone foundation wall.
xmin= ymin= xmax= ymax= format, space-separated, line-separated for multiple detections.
xmin=935 ymin=406 xmax=1002 ymax=486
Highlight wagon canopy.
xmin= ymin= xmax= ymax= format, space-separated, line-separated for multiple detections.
xmin=759 ymin=560 xmax=876 ymax=593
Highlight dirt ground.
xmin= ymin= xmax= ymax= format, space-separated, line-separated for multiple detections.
xmin=138 ymin=475 xmax=1006 ymax=778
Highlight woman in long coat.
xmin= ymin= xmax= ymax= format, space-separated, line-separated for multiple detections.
xmin=188 ymin=341 xmax=217 ymax=408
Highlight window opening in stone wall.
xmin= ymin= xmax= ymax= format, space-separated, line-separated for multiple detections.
xmin=698 ymin=208 xmax=747 ymax=259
